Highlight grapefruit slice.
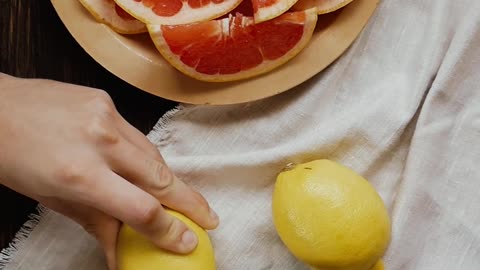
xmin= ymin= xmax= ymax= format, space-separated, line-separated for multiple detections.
xmin=78 ymin=0 xmax=147 ymax=34
xmin=252 ymin=0 xmax=302 ymax=23
xmin=293 ymin=0 xmax=355 ymax=14
xmin=147 ymin=8 xmax=318 ymax=82
xmin=113 ymin=0 xmax=244 ymax=25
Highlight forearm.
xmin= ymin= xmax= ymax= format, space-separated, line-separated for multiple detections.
xmin=0 ymin=72 xmax=18 ymax=107
xmin=0 ymin=72 xmax=12 ymax=99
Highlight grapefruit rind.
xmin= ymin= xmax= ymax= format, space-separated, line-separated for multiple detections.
xmin=293 ymin=0 xmax=355 ymax=14
xmin=78 ymin=0 xmax=147 ymax=34
xmin=147 ymin=8 xmax=318 ymax=82
xmin=113 ymin=0 xmax=244 ymax=25
xmin=254 ymin=0 xmax=302 ymax=23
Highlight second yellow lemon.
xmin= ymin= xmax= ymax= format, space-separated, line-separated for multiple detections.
xmin=272 ymin=159 xmax=391 ymax=270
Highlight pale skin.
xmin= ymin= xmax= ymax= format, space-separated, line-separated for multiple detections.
xmin=0 ymin=73 xmax=219 ymax=270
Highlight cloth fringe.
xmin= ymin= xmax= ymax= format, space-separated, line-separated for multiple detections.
xmin=146 ymin=104 xmax=185 ymax=144
xmin=0 ymin=204 xmax=49 ymax=269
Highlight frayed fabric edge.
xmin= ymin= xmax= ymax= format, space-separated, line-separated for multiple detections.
xmin=0 ymin=204 xmax=49 ymax=269
xmin=146 ymin=104 xmax=186 ymax=145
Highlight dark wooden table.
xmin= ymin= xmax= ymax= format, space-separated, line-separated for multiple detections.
xmin=0 ymin=0 xmax=177 ymax=250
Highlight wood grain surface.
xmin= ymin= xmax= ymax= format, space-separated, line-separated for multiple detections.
xmin=0 ymin=0 xmax=177 ymax=250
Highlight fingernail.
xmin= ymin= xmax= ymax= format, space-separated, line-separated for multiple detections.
xmin=209 ymin=208 xmax=219 ymax=222
xmin=181 ymin=230 xmax=198 ymax=251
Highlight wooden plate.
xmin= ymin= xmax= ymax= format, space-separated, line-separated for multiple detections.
xmin=51 ymin=0 xmax=379 ymax=105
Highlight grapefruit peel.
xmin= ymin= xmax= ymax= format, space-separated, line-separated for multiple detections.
xmin=78 ymin=0 xmax=147 ymax=34
xmin=253 ymin=0 xmax=301 ymax=23
xmin=293 ymin=0 xmax=355 ymax=14
xmin=113 ymin=0 xmax=244 ymax=25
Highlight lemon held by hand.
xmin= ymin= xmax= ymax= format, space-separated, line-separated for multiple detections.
xmin=116 ymin=209 xmax=216 ymax=270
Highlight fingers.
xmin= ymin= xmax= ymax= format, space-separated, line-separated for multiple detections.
xmin=72 ymin=168 xmax=199 ymax=254
xmin=114 ymin=114 xmax=219 ymax=230
xmin=114 ymin=115 xmax=165 ymax=163
xmin=105 ymin=138 xmax=219 ymax=231
xmin=113 ymin=116 xmax=220 ymax=229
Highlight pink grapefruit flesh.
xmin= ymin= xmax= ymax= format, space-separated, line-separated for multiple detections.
xmin=147 ymin=8 xmax=318 ymax=82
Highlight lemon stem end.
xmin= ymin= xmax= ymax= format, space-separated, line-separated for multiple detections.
xmin=281 ymin=162 xmax=297 ymax=172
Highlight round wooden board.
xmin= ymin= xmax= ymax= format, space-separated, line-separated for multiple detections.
xmin=51 ymin=0 xmax=379 ymax=105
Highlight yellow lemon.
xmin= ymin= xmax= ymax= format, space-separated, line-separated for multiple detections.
xmin=116 ymin=209 xmax=216 ymax=270
xmin=370 ymin=260 xmax=385 ymax=270
xmin=272 ymin=159 xmax=391 ymax=270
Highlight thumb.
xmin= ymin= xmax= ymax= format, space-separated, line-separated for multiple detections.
xmin=91 ymin=217 xmax=121 ymax=270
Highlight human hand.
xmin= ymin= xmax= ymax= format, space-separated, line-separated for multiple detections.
xmin=0 ymin=73 xmax=219 ymax=269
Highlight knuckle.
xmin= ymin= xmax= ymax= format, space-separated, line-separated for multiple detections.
xmin=90 ymin=91 xmax=115 ymax=117
xmin=137 ymin=202 xmax=161 ymax=226
xmin=83 ymin=91 xmax=119 ymax=144
xmin=91 ymin=89 xmax=112 ymax=102
xmin=159 ymin=218 xmax=178 ymax=240
xmin=54 ymin=163 xmax=86 ymax=186
xmin=84 ymin=116 xmax=119 ymax=144
xmin=150 ymin=161 xmax=174 ymax=192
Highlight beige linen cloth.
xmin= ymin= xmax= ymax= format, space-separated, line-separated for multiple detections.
xmin=1 ymin=0 xmax=480 ymax=269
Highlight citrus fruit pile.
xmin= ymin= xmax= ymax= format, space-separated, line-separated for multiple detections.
xmin=116 ymin=159 xmax=391 ymax=270
xmin=78 ymin=0 xmax=357 ymax=82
